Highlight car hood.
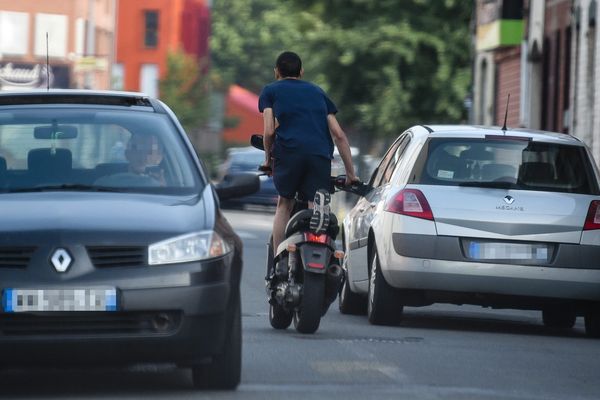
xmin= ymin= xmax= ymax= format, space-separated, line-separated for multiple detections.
xmin=0 ymin=187 xmax=215 ymax=244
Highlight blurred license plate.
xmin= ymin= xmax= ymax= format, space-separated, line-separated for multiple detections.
xmin=467 ymin=241 xmax=549 ymax=261
xmin=2 ymin=288 xmax=117 ymax=312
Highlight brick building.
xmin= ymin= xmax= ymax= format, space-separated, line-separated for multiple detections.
xmin=571 ymin=0 xmax=600 ymax=161
xmin=114 ymin=0 xmax=210 ymax=97
xmin=0 ymin=0 xmax=116 ymax=90
xmin=473 ymin=0 xmax=524 ymax=127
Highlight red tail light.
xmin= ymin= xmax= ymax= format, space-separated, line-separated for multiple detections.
xmin=385 ymin=189 xmax=434 ymax=221
xmin=584 ymin=200 xmax=600 ymax=230
xmin=304 ymin=232 xmax=328 ymax=244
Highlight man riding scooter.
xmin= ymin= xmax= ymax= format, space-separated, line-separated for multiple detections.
xmin=258 ymin=51 xmax=359 ymax=255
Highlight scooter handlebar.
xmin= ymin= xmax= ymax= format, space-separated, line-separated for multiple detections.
xmin=331 ymin=175 xmax=371 ymax=196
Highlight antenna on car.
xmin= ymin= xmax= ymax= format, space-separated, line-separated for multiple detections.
xmin=501 ymin=93 xmax=510 ymax=133
xmin=46 ymin=32 xmax=50 ymax=91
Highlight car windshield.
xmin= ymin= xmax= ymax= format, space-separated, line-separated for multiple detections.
xmin=0 ymin=107 xmax=202 ymax=195
xmin=409 ymin=137 xmax=599 ymax=194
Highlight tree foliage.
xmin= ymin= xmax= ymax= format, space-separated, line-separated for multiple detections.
xmin=159 ymin=50 xmax=210 ymax=132
xmin=210 ymin=0 xmax=472 ymax=138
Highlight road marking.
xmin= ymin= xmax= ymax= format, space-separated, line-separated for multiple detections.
xmin=237 ymin=230 xmax=258 ymax=239
xmin=311 ymin=361 xmax=409 ymax=383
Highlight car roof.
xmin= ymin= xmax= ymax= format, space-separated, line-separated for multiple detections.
xmin=0 ymin=89 xmax=162 ymax=112
xmin=414 ymin=124 xmax=583 ymax=146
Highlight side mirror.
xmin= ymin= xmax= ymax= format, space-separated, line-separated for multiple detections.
xmin=214 ymin=172 xmax=260 ymax=202
xmin=250 ymin=134 xmax=264 ymax=151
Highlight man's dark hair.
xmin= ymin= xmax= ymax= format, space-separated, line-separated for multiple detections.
xmin=275 ymin=51 xmax=302 ymax=78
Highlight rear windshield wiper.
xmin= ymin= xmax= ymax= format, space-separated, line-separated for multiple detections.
xmin=458 ymin=181 xmax=517 ymax=189
xmin=5 ymin=184 xmax=123 ymax=193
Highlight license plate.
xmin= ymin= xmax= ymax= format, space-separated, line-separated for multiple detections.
xmin=2 ymin=288 xmax=118 ymax=312
xmin=466 ymin=241 xmax=549 ymax=261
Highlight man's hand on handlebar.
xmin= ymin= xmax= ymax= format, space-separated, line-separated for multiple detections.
xmin=345 ymin=172 xmax=360 ymax=187
xmin=259 ymin=159 xmax=272 ymax=176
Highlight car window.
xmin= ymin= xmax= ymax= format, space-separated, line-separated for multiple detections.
xmin=371 ymin=133 xmax=409 ymax=187
xmin=409 ymin=137 xmax=599 ymax=194
xmin=381 ymin=133 xmax=411 ymax=185
xmin=0 ymin=108 xmax=202 ymax=195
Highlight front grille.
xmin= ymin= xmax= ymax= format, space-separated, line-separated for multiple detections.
xmin=87 ymin=246 xmax=146 ymax=268
xmin=0 ymin=247 xmax=36 ymax=268
xmin=0 ymin=312 xmax=181 ymax=336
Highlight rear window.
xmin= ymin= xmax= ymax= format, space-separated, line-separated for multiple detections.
xmin=409 ymin=137 xmax=600 ymax=194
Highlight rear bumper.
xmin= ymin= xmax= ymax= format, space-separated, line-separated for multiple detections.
xmin=381 ymin=234 xmax=600 ymax=302
xmin=392 ymin=233 xmax=600 ymax=270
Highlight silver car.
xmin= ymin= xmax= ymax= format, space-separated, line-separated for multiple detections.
xmin=340 ymin=125 xmax=600 ymax=337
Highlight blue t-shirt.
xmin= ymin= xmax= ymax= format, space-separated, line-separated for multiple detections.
xmin=258 ymin=79 xmax=337 ymax=159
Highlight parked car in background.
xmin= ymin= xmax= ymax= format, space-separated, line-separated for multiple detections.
xmin=0 ymin=90 xmax=259 ymax=389
xmin=220 ymin=146 xmax=278 ymax=209
xmin=340 ymin=125 xmax=600 ymax=338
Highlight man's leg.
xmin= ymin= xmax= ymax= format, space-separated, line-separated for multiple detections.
xmin=272 ymin=195 xmax=295 ymax=255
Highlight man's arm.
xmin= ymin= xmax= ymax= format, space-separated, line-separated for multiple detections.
xmin=263 ymin=108 xmax=275 ymax=166
xmin=327 ymin=114 xmax=358 ymax=184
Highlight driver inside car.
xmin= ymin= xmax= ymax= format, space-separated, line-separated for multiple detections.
xmin=95 ymin=133 xmax=165 ymax=187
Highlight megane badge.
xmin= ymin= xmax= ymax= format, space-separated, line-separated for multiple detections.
xmin=51 ymin=248 xmax=72 ymax=272
xmin=503 ymin=195 xmax=515 ymax=205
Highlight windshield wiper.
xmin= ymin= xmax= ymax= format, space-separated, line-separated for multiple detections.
xmin=459 ymin=181 xmax=517 ymax=189
xmin=6 ymin=184 xmax=123 ymax=193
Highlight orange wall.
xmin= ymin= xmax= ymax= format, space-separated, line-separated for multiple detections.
xmin=116 ymin=0 xmax=184 ymax=91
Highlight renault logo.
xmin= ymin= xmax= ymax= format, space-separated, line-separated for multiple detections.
xmin=51 ymin=248 xmax=72 ymax=272
xmin=503 ymin=195 xmax=515 ymax=205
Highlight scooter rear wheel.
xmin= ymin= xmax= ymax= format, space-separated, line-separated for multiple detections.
xmin=293 ymin=273 xmax=326 ymax=334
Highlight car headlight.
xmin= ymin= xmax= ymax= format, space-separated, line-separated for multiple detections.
xmin=148 ymin=231 xmax=232 ymax=265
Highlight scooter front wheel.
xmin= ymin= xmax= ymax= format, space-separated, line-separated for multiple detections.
xmin=269 ymin=303 xmax=293 ymax=329
xmin=293 ymin=273 xmax=326 ymax=334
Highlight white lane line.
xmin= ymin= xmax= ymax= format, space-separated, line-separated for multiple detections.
xmin=237 ymin=231 xmax=258 ymax=240
xmin=310 ymin=361 xmax=409 ymax=384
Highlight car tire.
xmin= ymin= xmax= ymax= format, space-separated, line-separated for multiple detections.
xmin=367 ymin=250 xmax=403 ymax=326
xmin=542 ymin=307 xmax=576 ymax=329
xmin=192 ymin=290 xmax=241 ymax=390
xmin=339 ymin=276 xmax=367 ymax=315
xmin=585 ymin=310 xmax=600 ymax=338
xmin=293 ymin=273 xmax=325 ymax=334
xmin=269 ymin=303 xmax=293 ymax=329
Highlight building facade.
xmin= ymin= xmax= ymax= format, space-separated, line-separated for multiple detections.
xmin=571 ymin=0 xmax=600 ymax=160
xmin=473 ymin=0 xmax=600 ymax=163
xmin=473 ymin=0 xmax=524 ymax=127
xmin=0 ymin=0 xmax=116 ymax=91
xmin=114 ymin=0 xmax=210 ymax=97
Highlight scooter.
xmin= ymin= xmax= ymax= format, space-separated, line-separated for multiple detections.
xmin=250 ymin=134 xmax=368 ymax=334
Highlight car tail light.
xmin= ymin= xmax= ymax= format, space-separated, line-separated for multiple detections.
xmin=385 ymin=189 xmax=434 ymax=221
xmin=584 ymin=200 xmax=600 ymax=230
xmin=304 ymin=232 xmax=328 ymax=244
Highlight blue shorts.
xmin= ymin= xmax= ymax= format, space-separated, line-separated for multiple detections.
xmin=273 ymin=153 xmax=331 ymax=201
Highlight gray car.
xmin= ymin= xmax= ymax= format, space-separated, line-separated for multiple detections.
xmin=0 ymin=90 xmax=258 ymax=389
xmin=340 ymin=125 xmax=600 ymax=337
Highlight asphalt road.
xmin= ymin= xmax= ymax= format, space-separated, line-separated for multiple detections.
xmin=1 ymin=209 xmax=599 ymax=399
